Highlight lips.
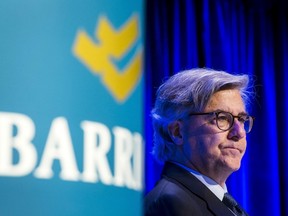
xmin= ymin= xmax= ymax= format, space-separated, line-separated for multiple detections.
xmin=223 ymin=146 xmax=243 ymax=154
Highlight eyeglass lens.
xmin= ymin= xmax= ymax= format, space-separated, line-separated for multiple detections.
xmin=216 ymin=112 xmax=253 ymax=133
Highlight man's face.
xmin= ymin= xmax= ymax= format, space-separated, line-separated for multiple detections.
xmin=180 ymin=89 xmax=247 ymax=183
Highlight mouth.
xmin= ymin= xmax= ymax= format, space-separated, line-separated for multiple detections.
xmin=223 ymin=146 xmax=243 ymax=154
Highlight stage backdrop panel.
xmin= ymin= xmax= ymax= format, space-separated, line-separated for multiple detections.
xmin=0 ymin=0 xmax=144 ymax=215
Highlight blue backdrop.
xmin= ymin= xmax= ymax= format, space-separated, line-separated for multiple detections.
xmin=144 ymin=0 xmax=288 ymax=215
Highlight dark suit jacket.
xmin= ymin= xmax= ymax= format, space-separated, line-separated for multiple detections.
xmin=144 ymin=162 xmax=235 ymax=216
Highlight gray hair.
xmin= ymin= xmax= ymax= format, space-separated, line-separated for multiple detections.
xmin=151 ymin=68 xmax=250 ymax=163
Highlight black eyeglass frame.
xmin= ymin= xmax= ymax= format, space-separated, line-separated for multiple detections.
xmin=188 ymin=111 xmax=255 ymax=133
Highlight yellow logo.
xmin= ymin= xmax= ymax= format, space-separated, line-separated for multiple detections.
xmin=72 ymin=14 xmax=143 ymax=103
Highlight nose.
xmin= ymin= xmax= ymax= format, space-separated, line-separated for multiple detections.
xmin=227 ymin=119 xmax=246 ymax=141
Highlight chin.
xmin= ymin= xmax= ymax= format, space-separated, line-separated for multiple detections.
xmin=224 ymin=158 xmax=242 ymax=171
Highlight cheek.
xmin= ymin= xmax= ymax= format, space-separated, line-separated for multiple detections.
xmin=201 ymin=135 xmax=229 ymax=159
xmin=183 ymin=123 xmax=226 ymax=158
xmin=190 ymin=136 xmax=220 ymax=157
xmin=204 ymin=135 xmax=222 ymax=149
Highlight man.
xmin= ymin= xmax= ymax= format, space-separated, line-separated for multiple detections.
xmin=145 ymin=68 xmax=253 ymax=216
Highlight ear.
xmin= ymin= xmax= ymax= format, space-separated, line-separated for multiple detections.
xmin=168 ymin=120 xmax=183 ymax=146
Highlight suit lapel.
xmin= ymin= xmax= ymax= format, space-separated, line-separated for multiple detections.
xmin=162 ymin=162 xmax=235 ymax=216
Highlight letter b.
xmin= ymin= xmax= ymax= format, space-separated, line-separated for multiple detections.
xmin=0 ymin=112 xmax=37 ymax=176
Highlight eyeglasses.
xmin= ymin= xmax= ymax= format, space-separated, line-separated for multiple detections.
xmin=189 ymin=111 xmax=255 ymax=133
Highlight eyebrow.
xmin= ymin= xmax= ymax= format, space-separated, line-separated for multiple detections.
xmin=214 ymin=109 xmax=249 ymax=116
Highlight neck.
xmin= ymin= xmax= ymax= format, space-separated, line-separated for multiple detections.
xmin=171 ymin=156 xmax=231 ymax=187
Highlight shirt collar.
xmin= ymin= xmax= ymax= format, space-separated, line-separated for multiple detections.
xmin=171 ymin=162 xmax=228 ymax=201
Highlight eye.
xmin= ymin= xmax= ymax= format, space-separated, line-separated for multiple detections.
xmin=217 ymin=113 xmax=231 ymax=122
xmin=238 ymin=115 xmax=248 ymax=123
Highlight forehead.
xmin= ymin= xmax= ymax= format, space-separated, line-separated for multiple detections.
xmin=204 ymin=89 xmax=246 ymax=113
